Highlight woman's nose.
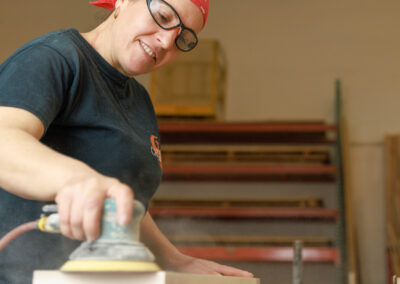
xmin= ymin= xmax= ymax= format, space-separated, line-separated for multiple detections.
xmin=157 ymin=27 xmax=180 ymax=50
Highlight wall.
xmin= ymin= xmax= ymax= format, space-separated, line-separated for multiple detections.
xmin=0 ymin=1 xmax=103 ymax=62
xmin=198 ymin=1 xmax=395 ymax=283
xmin=2 ymin=1 xmax=397 ymax=283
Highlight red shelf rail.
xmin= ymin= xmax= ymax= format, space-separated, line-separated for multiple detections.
xmin=178 ymin=246 xmax=340 ymax=264
xmin=162 ymin=164 xmax=337 ymax=182
xmin=158 ymin=121 xmax=337 ymax=144
xmin=159 ymin=121 xmax=338 ymax=133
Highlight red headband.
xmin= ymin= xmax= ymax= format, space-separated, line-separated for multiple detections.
xmin=90 ymin=0 xmax=209 ymax=26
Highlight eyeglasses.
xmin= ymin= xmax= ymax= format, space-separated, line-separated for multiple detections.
xmin=146 ymin=0 xmax=198 ymax=52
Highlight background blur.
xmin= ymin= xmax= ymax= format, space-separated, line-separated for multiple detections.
xmin=2 ymin=1 xmax=398 ymax=283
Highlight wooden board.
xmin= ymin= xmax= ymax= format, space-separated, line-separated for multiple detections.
xmin=150 ymin=197 xmax=324 ymax=208
xmin=155 ymin=105 xmax=217 ymax=118
xmin=386 ymin=135 xmax=400 ymax=277
xmin=161 ymin=145 xmax=331 ymax=165
xmin=33 ymin=271 xmax=260 ymax=284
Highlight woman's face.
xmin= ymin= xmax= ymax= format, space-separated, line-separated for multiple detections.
xmin=110 ymin=0 xmax=203 ymax=77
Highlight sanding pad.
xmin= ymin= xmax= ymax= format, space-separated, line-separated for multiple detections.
xmin=60 ymin=260 xmax=160 ymax=272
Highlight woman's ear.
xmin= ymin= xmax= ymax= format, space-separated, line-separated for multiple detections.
xmin=114 ymin=0 xmax=125 ymax=9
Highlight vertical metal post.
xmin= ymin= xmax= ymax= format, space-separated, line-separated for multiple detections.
xmin=335 ymin=78 xmax=347 ymax=284
xmin=293 ymin=240 xmax=303 ymax=284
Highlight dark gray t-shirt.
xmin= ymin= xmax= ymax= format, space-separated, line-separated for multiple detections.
xmin=0 ymin=29 xmax=162 ymax=284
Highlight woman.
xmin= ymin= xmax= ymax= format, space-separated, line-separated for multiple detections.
xmin=0 ymin=0 xmax=253 ymax=283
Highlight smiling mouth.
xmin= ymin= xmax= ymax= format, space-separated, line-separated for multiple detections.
xmin=140 ymin=41 xmax=156 ymax=61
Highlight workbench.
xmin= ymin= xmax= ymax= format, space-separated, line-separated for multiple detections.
xmin=33 ymin=270 xmax=260 ymax=284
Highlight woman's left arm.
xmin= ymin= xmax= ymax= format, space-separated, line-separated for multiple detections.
xmin=140 ymin=212 xmax=254 ymax=277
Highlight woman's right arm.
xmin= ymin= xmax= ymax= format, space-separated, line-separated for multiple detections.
xmin=0 ymin=106 xmax=134 ymax=241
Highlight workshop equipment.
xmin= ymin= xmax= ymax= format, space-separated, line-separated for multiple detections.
xmin=61 ymin=199 xmax=160 ymax=272
xmin=1 ymin=199 xmax=160 ymax=272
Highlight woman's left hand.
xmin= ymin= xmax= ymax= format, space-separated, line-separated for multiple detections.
xmin=166 ymin=253 xmax=254 ymax=278
xmin=139 ymin=214 xmax=254 ymax=278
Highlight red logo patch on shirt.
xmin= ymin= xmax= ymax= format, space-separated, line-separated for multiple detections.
xmin=150 ymin=135 xmax=162 ymax=168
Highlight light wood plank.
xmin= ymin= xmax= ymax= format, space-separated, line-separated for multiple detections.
xmin=33 ymin=271 xmax=260 ymax=284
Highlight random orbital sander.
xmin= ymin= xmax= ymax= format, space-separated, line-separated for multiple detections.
xmin=0 ymin=198 xmax=160 ymax=272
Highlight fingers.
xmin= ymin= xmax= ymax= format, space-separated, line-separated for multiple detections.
xmin=55 ymin=176 xmax=134 ymax=241
xmin=107 ymin=181 xmax=134 ymax=225
xmin=215 ymin=263 xmax=254 ymax=278
xmin=177 ymin=257 xmax=254 ymax=278
xmin=82 ymin=194 xmax=105 ymax=241
xmin=56 ymin=191 xmax=73 ymax=238
xmin=69 ymin=195 xmax=86 ymax=240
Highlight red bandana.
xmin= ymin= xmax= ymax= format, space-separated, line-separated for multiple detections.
xmin=89 ymin=0 xmax=209 ymax=26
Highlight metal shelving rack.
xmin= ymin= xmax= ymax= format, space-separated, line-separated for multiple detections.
xmin=150 ymin=80 xmax=357 ymax=283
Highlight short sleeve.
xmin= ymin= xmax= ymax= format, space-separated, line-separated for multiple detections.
xmin=0 ymin=44 xmax=72 ymax=130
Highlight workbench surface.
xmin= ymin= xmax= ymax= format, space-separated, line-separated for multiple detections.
xmin=33 ymin=270 xmax=260 ymax=284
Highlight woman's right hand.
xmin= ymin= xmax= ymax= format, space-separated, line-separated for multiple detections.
xmin=55 ymin=174 xmax=134 ymax=241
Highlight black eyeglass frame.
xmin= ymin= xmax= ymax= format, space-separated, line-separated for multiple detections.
xmin=146 ymin=0 xmax=199 ymax=52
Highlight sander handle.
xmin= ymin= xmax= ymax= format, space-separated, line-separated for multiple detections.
xmin=37 ymin=214 xmax=60 ymax=234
